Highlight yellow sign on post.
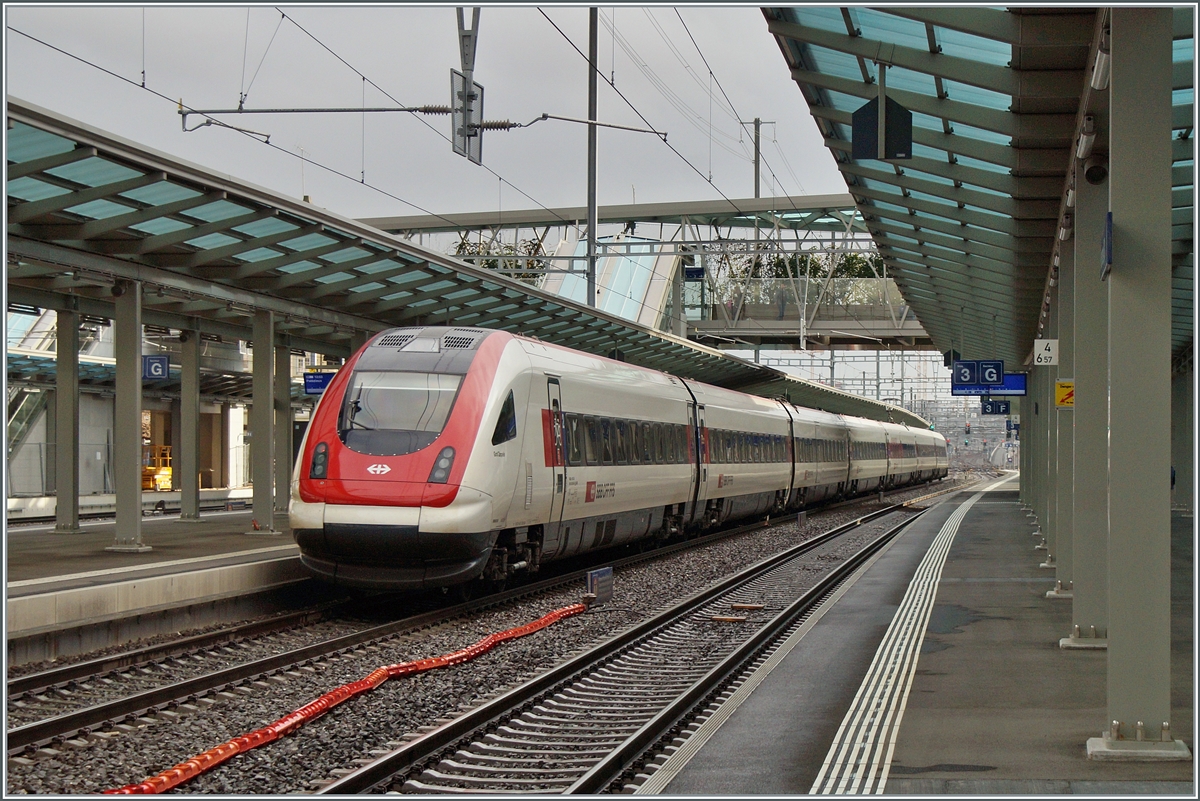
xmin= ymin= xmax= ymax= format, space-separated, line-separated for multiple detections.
xmin=1055 ymin=379 xmax=1075 ymax=408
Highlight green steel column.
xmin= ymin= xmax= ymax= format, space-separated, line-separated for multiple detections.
xmin=1070 ymin=156 xmax=1109 ymax=648
xmin=1018 ymin=396 xmax=1028 ymax=505
xmin=249 ymin=310 xmax=279 ymax=535
xmin=179 ymin=328 xmax=201 ymax=521
xmin=1171 ymin=370 xmax=1193 ymax=513
xmin=274 ymin=342 xmax=292 ymax=515
xmin=1103 ymin=7 xmax=1174 ymax=747
xmin=1051 ymin=247 xmax=1075 ymax=596
xmin=1032 ymin=369 xmax=1047 ymax=550
xmin=53 ymin=309 xmax=81 ymax=535
xmin=107 ymin=282 xmax=150 ymax=552
xmin=1042 ymin=286 xmax=1059 ymax=570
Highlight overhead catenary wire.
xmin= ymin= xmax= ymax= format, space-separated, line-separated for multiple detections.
xmin=673 ymin=8 xmax=807 ymax=206
xmin=599 ymin=9 xmax=749 ymax=162
xmin=241 ymin=10 xmax=285 ymax=110
xmin=537 ymin=8 xmax=746 ymax=216
xmin=274 ymin=8 xmax=571 ymax=228
xmin=8 ymin=25 xmax=465 ymax=228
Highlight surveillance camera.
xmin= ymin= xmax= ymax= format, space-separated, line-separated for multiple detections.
xmin=110 ymin=281 xmax=126 ymax=297
xmin=1083 ymin=155 xmax=1107 ymax=185
xmin=178 ymin=331 xmax=190 ymax=343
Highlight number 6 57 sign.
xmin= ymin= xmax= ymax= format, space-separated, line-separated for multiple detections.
xmin=1033 ymin=339 xmax=1058 ymax=366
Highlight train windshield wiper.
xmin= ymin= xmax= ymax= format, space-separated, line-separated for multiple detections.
xmin=345 ymin=393 xmax=374 ymax=430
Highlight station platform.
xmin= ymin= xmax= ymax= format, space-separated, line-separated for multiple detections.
xmin=5 ymin=509 xmax=313 ymax=663
xmin=654 ymin=475 xmax=1194 ymax=795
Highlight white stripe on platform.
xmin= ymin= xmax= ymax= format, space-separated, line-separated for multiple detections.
xmin=7 ymin=544 xmax=298 ymax=589
xmin=807 ymin=476 xmax=1011 ymax=795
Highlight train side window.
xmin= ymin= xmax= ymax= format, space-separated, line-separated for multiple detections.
xmin=641 ymin=422 xmax=653 ymax=463
xmin=600 ymin=418 xmax=615 ymax=465
xmin=565 ymin=414 xmax=583 ymax=466
xmin=677 ymin=425 xmax=687 ymax=463
xmin=584 ymin=416 xmax=600 ymax=465
xmin=614 ymin=420 xmax=629 ymax=465
xmin=628 ymin=421 xmax=642 ymax=465
xmin=491 ymin=390 xmax=518 ymax=445
xmin=650 ymin=423 xmax=662 ymax=463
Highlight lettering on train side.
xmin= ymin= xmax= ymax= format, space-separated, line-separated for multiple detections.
xmin=717 ymin=474 xmax=734 ymax=488
xmin=585 ymin=481 xmax=615 ymax=502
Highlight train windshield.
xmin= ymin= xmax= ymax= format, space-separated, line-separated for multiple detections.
xmin=340 ymin=371 xmax=462 ymax=456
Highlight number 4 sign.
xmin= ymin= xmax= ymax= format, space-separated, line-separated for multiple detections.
xmin=1033 ymin=339 xmax=1058 ymax=366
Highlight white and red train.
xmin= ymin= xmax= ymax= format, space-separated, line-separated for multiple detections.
xmin=290 ymin=327 xmax=948 ymax=590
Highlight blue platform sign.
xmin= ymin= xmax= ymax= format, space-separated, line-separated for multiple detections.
xmin=979 ymin=360 xmax=1004 ymax=386
xmin=304 ymin=371 xmax=335 ymax=395
xmin=982 ymin=399 xmax=1011 ymax=415
xmin=951 ymin=372 xmax=1027 ymax=397
xmin=142 ymin=355 xmax=169 ymax=381
xmin=951 ymin=360 xmax=978 ymax=386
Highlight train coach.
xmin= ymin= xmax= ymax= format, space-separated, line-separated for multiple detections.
xmin=290 ymin=327 xmax=948 ymax=591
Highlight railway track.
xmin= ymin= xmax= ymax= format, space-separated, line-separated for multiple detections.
xmin=317 ymin=504 xmax=928 ymax=794
xmin=7 ymin=479 xmax=969 ymax=791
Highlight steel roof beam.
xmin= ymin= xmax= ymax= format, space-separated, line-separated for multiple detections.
xmin=825 ymin=138 xmax=1063 ymax=200
xmin=238 ymin=250 xmax=387 ymax=289
xmin=848 ymin=184 xmax=1026 ymax=237
xmin=7 ymin=171 xmax=167 ymax=225
xmin=879 ymin=245 xmax=1043 ymax=292
xmin=877 ymin=239 xmax=1036 ymax=284
xmin=91 ymin=209 xmax=277 ymax=256
xmin=151 ymin=223 xmax=326 ymax=269
xmin=879 ymin=7 xmax=1093 ymax=47
xmin=8 ymin=145 xmax=101 ymax=180
xmin=8 ymin=284 xmax=350 ymax=358
xmin=10 ymin=190 xmax=229 ymax=242
xmin=770 ymin=17 xmax=1083 ymax=99
xmin=860 ymin=202 xmax=1018 ymax=253
xmin=838 ymin=160 xmax=1051 ymax=220
xmin=8 ymin=237 xmax=383 ymax=333
xmin=868 ymin=219 xmax=1043 ymax=266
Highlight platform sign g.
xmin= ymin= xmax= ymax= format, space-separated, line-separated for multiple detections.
xmin=142 ymin=355 xmax=169 ymax=381
xmin=979 ymin=360 xmax=1004 ymax=386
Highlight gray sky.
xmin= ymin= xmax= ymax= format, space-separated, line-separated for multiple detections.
xmin=6 ymin=4 xmax=847 ymax=221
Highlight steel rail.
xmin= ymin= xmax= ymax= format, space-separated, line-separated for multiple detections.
xmin=3 ymin=496 xmax=866 ymax=756
xmin=7 ymin=604 xmax=343 ymax=697
xmin=7 ymin=480 xmax=959 ymax=757
xmin=566 ymin=512 xmax=923 ymax=793
xmin=316 ymin=502 xmax=922 ymax=794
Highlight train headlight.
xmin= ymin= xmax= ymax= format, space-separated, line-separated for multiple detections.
xmin=428 ymin=446 xmax=455 ymax=483
xmin=310 ymin=442 xmax=329 ymax=479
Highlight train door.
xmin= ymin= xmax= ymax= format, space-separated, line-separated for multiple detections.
xmin=687 ymin=403 xmax=708 ymax=523
xmin=778 ymin=402 xmax=796 ymax=507
xmin=544 ymin=377 xmax=566 ymax=555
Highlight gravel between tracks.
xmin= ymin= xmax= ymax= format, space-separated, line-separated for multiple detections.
xmin=7 ymin=478 xmax=975 ymax=794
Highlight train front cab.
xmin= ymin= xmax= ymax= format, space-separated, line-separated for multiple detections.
xmin=291 ymin=328 xmax=515 ymax=590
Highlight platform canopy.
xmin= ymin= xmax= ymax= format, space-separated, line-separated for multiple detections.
xmin=765 ymin=6 xmax=1193 ymax=370
xmin=5 ymin=98 xmax=928 ymax=427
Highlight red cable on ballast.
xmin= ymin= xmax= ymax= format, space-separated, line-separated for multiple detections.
xmin=104 ymin=602 xmax=588 ymax=794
